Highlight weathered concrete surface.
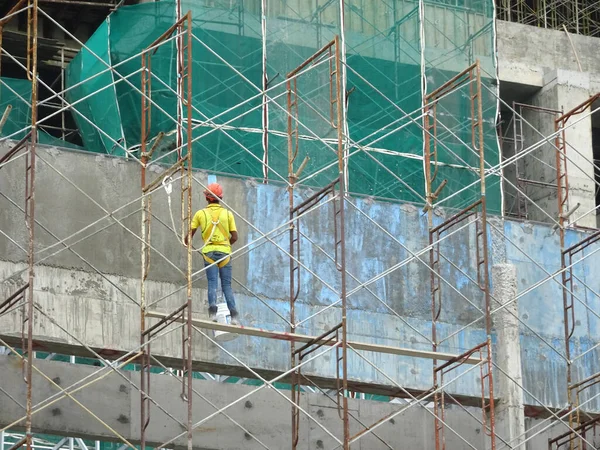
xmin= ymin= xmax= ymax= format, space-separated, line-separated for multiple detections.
xmin=2 ymin=356 xmax=597 ymax=450
xmin=497 ymin=21 xmax=600 ymax=88
xmin=0 ymin=144 xmax=487 ymax=398
xmin=0 ymin=145 xmax=250 ymax=284
xmin=1 ymin=145 xmax=600 ymax=412
xmin=520 ymin=69 xmax=597 ymax=227
xmin=0 ymin=356 xmax=489 ymax=450
xmin=493 ymin=264 xmax=525 ymax=447
xmin=497 ymin=22 xmax=600 ymax=229
xmin=0 ymin=259 xmax=485 ymax=405
xmin=497 ymin=21 xmax=600 ymax=228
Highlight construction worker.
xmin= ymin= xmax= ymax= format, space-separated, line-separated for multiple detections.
xmin=185 ymin=183 xmax=239 ymax=325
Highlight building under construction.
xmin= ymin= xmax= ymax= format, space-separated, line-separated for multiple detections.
xmin=1 ymin=0 xmax=600 ymax=448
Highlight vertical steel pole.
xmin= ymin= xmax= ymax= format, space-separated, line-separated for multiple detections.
xmin=555 ymin=114 xmax=574 ymax=449
xmin=261 ymin=0 xmax=268 ymax=183
xmin=184 ymin=13 xmax=194 ymax=450
xmin=555 ymin=118 xmax=568 ymax=247
xmin=287 ymin=71 xmax=300 ymax=449
xmin=476 ymin=63 xmax=490 ymax=336
xmin=424 ymin=82 xmax=443 ymax=450
xmin=24 ymin=1 xmax=38 ymax=449
xmin=139 ymin=48 xmax=150 ymax=450
xmin=476 ymin=60 xmax=496 ymax=450
xmin=334 ymin=35 xmax=350 ymax=450
xmin=60 ymin=48 xmax=65 ymax=140
xmin=175 ymin=0 xmax=182 ymax=160
xmin=431 ymin=227 xmax=441 ymax=450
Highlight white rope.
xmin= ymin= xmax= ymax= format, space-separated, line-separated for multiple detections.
xmin=162 ymin=176 xmax=227 ymax=258
xmin=163 ymin=175 xmax=183 ymax=247
xmin=163 ymin=175 xmax=203 ymax=252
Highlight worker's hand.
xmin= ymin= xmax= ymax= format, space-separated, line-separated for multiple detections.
xmin=184 ymin=228 xmax=197 ymax=247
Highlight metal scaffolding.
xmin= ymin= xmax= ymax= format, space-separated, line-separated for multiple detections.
xmin=1 ymin=1 xmax=600 ymax=450
xmin=0 ymin=1 xmax=38 ymax=449
xmin=498 ymin=0 xmax=600 ymax=37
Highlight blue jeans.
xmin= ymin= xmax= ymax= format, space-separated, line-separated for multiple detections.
xmin=204 ymin=251 xmax=238 ymax=316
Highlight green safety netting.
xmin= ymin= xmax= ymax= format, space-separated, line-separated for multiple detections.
xmin=64 ymin=0 xmax=500 ymax=212
xmin=0 ymin=76 xmax=83 ymax=149
xmin=66 ymin=18 xmax=126 ymax=155
xmin=0 ymin=77 xmax=32 ymax=141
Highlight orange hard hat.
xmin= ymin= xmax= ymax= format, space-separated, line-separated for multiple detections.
xmin=204 ymin=183 xmax=223 ymax=199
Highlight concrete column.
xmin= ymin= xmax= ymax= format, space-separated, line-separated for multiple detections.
xmin=493 ymin=264 xmax=526 ymax=448
xmin=525 ymin=69 xmax=596 ymax=227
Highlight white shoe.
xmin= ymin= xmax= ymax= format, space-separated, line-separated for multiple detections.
xmin=209 ymin=311 xmax=217 ymax=322
xmin=230 ymin=316 xmax=239 ymax=326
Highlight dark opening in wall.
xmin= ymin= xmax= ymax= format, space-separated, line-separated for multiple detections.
xmin=498 ymin=81 xmax=559 ymax=223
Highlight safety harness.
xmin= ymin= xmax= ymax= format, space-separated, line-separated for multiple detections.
xmin=201 ymin=206 xmax=231 ymax=268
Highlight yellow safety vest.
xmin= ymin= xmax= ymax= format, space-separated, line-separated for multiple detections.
xmin=201 ymin=207 xmax=231 ymax=268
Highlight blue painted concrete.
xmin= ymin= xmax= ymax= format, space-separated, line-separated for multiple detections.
xmin=6 ymin=146 xmax=598 ymax=412
xmin=204 ymin=181 xmax=600 ymax=411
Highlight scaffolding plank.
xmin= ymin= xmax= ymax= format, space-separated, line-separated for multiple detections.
xmin=145 ymin=311 xmax=481 ymax=364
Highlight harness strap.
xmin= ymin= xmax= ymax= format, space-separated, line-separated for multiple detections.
xmin=201 ymin=207 xmax=230 ymax=247
xmin=202 ymin=253 xmax=231 ymax=268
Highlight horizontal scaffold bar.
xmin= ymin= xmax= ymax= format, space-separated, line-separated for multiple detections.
xmin=145 ymin=310 xmax=481 ymax=364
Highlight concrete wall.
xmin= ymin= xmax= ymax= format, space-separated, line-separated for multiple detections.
xmin=520 ymin=70 xmax=596 ymax=227
xmin=2 ymin=356 xmax=596 ymax=450
xmin=0 ymin=355 xmax=489 ymax=450
xmin=2 ymin=145 xmax=600 ymax=413
xmin=497 ymin=21 xmax=600 ymax=87
xmin=1 ymin=144 xmax=486 ymax=404
xmin=497 ymin=21 xmax=600 ymax=227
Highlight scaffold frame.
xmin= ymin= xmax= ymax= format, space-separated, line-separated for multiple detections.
xmin=2 ymin=1 xmax=600 ymax=450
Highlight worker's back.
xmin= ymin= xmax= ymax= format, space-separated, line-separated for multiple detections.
xmin=191 ymin=203 xmax=236 ymax=254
